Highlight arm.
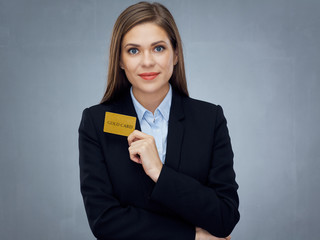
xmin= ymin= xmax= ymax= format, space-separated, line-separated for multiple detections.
xmin=149 ymin=105 xmax=240 ymax=238
xmin=79 ymin=108 xmax=195 ymax=240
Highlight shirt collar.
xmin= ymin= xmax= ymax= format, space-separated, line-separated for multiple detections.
xmin=130 ymin=84 xmax=172 ymax=123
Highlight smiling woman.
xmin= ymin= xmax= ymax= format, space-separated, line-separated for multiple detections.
xmin=78 ymin=2 xmax=239 ymax=240
xmin=120 ymin=22 xmax=178 ymax=113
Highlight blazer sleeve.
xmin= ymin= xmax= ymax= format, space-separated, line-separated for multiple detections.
xmin=149 ymin=105 xmax=240 ymax=238
xmin=78 ymin=108 xmax=195 ymax=240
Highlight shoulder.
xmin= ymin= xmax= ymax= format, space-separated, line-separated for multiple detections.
xmin=181 ymin=96 xmax=224 ymax=119
xmin=83 ymin=93 xmax=129 ymax=117
xmin=80 ymin=96 xmax=127 ymax=130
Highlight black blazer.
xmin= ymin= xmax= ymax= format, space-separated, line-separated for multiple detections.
xmin=78 ymin=88 xmax=240 ymax=240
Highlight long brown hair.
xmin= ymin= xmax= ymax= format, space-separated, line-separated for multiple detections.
xmin=100 ymin=1 xmax=189 ymax=103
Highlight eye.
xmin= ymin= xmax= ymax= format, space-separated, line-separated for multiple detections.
xmin=128 ymin=48 xmax=139 ymax=55
xmin=154 ymin=45 xmax=165 ymax=52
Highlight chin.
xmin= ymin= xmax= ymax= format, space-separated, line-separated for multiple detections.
xmin=134 ymin=82 xmax=169 ymax=94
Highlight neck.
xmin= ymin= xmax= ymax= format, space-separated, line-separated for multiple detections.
xmin=132 ymin=85 xmax=170 ymax=114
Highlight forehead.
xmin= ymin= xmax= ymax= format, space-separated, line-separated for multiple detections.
xmin=122 ymin=22 xmax=170 ymax=46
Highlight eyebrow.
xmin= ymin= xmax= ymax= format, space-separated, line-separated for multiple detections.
xmin=124 ymin=40 xmax=167 ymax=48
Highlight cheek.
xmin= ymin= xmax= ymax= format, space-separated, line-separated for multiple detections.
xmin=122 ymin=56 xmax=139 ymax=72
xmin=122 ymin=58 xmax=142 ymax=85
xmin=159 ymin=53 xmax=174 ymax=71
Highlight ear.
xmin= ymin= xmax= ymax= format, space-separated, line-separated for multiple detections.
xmin=174 ymin=50 xmax=178 ymax=65
xmin=119 ymin=54 xmax=125 ymax=69
xmin=119 ymin=61 xmax=124 ymax=70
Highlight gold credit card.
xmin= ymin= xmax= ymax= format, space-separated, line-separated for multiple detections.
xmin=103 ymin=112 xmax=136 ymax=136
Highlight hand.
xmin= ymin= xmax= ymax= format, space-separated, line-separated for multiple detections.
xmin=195 ymin=227 xmax=231 ymax=240
xmin=127 ymin=130 xmax=163 ymax=182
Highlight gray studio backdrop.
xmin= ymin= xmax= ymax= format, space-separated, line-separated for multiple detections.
xmin=1 ymin=0 xmax=319 ymax=239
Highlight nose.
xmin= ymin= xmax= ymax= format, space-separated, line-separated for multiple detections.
xmin=141 ymin=51 xmax=155 ymax=67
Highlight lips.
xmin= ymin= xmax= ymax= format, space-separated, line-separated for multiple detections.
xmin=138 ymin=72 xmax=159 ymax=80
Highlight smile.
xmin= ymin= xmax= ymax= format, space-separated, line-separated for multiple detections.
xmin=138 ymin=72 xmax=160 ymax=80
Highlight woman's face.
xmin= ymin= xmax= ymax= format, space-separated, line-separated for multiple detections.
xmin=120 ymin=22 xmax=177 ymax=99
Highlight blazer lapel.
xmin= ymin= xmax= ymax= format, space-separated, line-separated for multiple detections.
xmin=110 ymin=88 xmax=185 ymax=197
xmin=112 ymin=89 xmax=141 ymax=131
xmin=111 ymin=88 xmax=186 ymax=172
xmin=164 ymin=89 xmax=185 ymax=171
xmin=108 ymin=90 xmax=157 ymax=198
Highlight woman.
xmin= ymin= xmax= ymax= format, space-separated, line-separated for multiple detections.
xmin=79 ymin=2 xmax=239 ymax=240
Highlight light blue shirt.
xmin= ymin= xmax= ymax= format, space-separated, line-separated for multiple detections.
xmin=130 ymin=85 xmax=172 ymax=164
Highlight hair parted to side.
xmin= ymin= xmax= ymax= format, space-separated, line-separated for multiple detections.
xmin=100 ymin=1 xmax=189 ymax=103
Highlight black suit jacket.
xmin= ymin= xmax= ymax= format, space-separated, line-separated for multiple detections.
xmin=78 ymin=88 xmax=240 ymax=240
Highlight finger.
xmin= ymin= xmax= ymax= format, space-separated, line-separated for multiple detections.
xmin=129 ymin=139 xmax=145 ymax=148
xmin=127 ymin=130 xmax=140 ymax=146
xmin=225 ymin=236 xmax=231 ymax=240
xmin=128 ymin=130 xmax=142 ymax=146
xmin=128 ymin=130 xmax=150 ymax=145
xmin=128 ymin=146 xmax=141 ymax=163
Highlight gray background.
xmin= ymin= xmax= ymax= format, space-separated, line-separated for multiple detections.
xmin=1 ymin=0 xmax=319 ymax=239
